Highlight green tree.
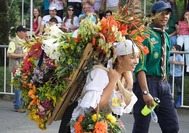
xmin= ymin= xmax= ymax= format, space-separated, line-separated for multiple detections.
xmin=0 ymin=0 xmax=9 ymax=66
xmin=0 ymin=0 xmax=9 ymax=44
xmin=8 ymin=0 xmax=21 ymax=38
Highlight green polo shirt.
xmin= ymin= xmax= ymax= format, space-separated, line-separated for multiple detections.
xmin=135 ymin=27 xmax=171 ymax=76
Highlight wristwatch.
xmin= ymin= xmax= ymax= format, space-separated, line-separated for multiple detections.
xmin=142 ymin=90 xmax=149 ymax=95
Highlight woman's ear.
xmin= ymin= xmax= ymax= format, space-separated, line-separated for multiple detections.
xmin=116 ymin=56 xmax=122 ymax=65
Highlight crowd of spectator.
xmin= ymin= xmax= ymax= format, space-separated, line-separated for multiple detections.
xmin=33 ymin=0 xmax=121 ymax=35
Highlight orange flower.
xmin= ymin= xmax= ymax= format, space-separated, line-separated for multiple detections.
xmin=130 ymin=29 xmax=138 ymax=35
xmin=78 ymin=115 xmax=85 ymax=123
xmin=100 ymin=16 xmax=118 ymax=43
xmin=74 ymin=122 xmax=83 ymax=133
xmin=136 ymin=36 xmax=145 ymax=44
xmin=142 ymin=46 xmax=149 ymax=55
xmin=94 ymin=120 xmax=108 ymax=133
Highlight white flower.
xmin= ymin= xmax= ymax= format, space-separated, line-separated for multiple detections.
xmin=42 ymin=38 xmax=61 ymax=62
xmin=112 ymin=25 xmax=125 ymax=42
xmin=48 ymin=25 xmax=64 ymax=38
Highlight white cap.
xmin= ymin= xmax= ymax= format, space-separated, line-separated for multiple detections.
xmin=107 ymin=40 xmax=139 ymax=68
xmin=49 ymin=6 xmax=57 ymax=10
xmin=114 ymin=40 xmax=139 ymax=56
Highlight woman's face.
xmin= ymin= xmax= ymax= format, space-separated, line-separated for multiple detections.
xmin=171 ymin=46 xmax=176 ymax=51
xmin=105 ymin=13 xmax=112 ymax=18
xmin=67 ymin=7 xmax=74 ymax=15
xmin=184 ymin=12 xmax=189 ymax=21
xmin=33 ymin=9 xmax=39 ymax=17
xmin=118 ymin=52 xmax=139 ymax=72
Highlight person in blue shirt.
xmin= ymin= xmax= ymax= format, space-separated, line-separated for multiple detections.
xmin=79 ymin=2 xmax=97 ymax=23
xmin=44 ymin=0 xmax=50 ymax=16
xmin=168 ymin=45 xmax=184 ymax=107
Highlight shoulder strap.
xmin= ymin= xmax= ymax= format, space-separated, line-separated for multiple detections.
xmin=92 ymin=65 xmax=133 ymax=105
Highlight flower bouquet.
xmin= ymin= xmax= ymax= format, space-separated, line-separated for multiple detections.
xmin=72 ymin=111 xmax=125 ymax=133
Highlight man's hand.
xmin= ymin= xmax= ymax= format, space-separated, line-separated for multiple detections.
xmin=143 ymin=93 xmax=154 ymax=108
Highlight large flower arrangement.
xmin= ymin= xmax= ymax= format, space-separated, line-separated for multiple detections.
xmin=72 ymin=111 xmax=124 ymax=133
xmin=12 ymin=21 xmax=100 ymax=129
xmin=12 ymin=3 xmax=151 ymax=130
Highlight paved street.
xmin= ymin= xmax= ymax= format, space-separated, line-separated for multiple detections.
xmin=0 ymin=98 xmax=189 ymax=133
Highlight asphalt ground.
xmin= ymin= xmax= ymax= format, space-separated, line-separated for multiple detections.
xmin=0 ymin=96 xmax=189 ymax=133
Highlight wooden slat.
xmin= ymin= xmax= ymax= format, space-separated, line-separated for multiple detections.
xmin=47 ymin=43 xmax=93 ymax=125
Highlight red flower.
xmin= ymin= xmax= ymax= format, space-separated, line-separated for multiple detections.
xmin=28 ymin=42 xmax=42 ymax=59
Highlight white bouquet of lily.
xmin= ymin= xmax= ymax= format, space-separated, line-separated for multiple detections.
xmin=42 ymin=25 xmax=65 ymax=63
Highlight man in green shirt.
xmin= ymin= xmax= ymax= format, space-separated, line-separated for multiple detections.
xmin=132 ymin=1 xmax=179 ymax=133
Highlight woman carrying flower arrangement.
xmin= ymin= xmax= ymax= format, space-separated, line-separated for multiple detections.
xmin=58 ymin=39 xmax=140 ymax=133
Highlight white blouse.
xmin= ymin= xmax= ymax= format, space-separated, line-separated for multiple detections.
xmin=70 ymin=68 xmax=132 ymax=132
xmin=62 ymin=16 xmax=79 ymax=30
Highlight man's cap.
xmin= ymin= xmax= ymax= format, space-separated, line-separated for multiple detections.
xmin=151 ymin=1 xmax=172 ymax=13
xmin=16 ymin=25 xmax=27 ymax=32
xmin=49 ymin=6 xmax=57 ymax=10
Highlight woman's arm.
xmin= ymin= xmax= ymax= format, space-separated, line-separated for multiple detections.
xmin=35 ymin=16 xmax=42 ymax=34
xmin=175 ymin=23 xmax=179 ymax=34
xmin=98 ymin=68 xmax=120 ymax=109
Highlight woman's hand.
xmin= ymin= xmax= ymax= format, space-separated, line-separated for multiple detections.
xmin=108 ymin=68 xmax=120 ymax=85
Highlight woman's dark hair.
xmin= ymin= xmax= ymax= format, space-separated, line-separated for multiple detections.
xmin=64 ymin=5 xmax=75 ymax=24
xmin=173 ymin=45 xmax=181 ymax=51
xmin=180 ymin=10 xmax=189 ymax=21
xmin=105 ymin=10 xmax=112 ymax=16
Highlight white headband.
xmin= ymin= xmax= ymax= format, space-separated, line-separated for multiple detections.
xmin=107 ymin=40 xmax=139 ymax=68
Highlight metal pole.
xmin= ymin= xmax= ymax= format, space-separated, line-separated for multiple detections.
xmin=22 ymin=0 xmax=24 ymax=25
xmin=30 ymin=0 xmax=33 ymax=38
xmin=4 ymin=46 xmax=7 ymax=93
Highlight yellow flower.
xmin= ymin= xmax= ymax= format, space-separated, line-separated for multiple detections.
xmin=67 ymin=58 xmax=72 ymax=65
xmin=91 ymin=114 xmax=101 ymax=122
xmin=62 ymin=43 xmax=69 ymax=49
xmin=106 ymin=114 xmax=116 ymax=124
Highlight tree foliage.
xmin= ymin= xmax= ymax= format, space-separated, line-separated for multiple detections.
xmin=0 ymin=0 xmax=9 ymax=44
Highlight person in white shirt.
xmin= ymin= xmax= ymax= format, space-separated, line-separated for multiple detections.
xmin=49 ymin=0 xmax=67 ymax=19
xmin=58 ymin=39 xmax=140 ymax=132
xmin=39 ymin=6 xmax=62 ymax=35
xmin=62 ymin=5 xmax=79 ymax=32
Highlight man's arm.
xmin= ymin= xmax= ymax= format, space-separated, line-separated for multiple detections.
xmin=99 ymin=0 xmax=106 ymax=12
xmin=7 ymin=53 xmax=25 ymax=58
xmin=137 ymin=70 xmax=154 ymax=108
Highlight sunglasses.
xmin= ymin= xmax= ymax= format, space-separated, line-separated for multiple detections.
xmin=68 ymin=9 xmax=73 ymax=11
